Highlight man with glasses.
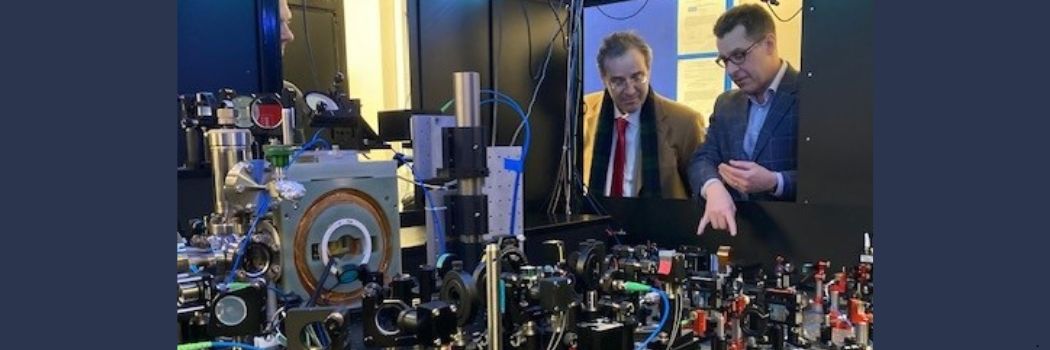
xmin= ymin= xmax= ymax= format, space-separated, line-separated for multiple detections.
xmin=582 ymin=31 xmax=706 ymax=200
xmin=689 ymin=4 xmax=800 ymax=236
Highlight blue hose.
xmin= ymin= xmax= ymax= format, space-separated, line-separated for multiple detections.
xmin=210 ymin=341 xmax=264 ymax=350
xmin=289 ymin=138 xmax=329 ymax=166
xmin=421 ymin=185 xmax=446 ymax=255
xmin=224 ymin=189 xmax=271 ymax=285
xmin=394 ymin=152 xmax=447 ymax=256
xmin=637 ymin=289 xmax=671 ymax=350
xmin=476 ymin=92 xmax=531 ymax=236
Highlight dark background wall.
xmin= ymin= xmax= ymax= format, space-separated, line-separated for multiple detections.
xmin=408 ymin=0 xmax=570 ymax=213
xmin=176 ymin=0 xmax=282 ymax=233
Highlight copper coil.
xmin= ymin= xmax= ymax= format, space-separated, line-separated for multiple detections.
xmin=294 ymin=188 xmax=392 ymax=305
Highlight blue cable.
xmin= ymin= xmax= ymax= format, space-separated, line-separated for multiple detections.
xmin=315 ymin=322 xmax=329 ymax=347
xmin=309 ymin=128 xmax=326 ymax=143
xmin=224 ymin=191 xmax=270 ymax=285
xmin=307 ymin=258 xmax=338 ymax=307
xmin=210 ymin=341 xmax=264 ymax=350
xmin=480 ymin=89 xmax=524 ymax=112
xmin=289 ymin=138 xmax=330 ymax=166
xmin=508 ymin=173 xmax=523 ymax=235
xmin=287 ymin=128 xmax=329 ymax=167
xmin=394 ymin=152 xmax=447 ymax=256
xmin=436 ymin=253 xmax=451 ymax=268
xmin=476 ymin=91 xmax=531 ymax=236
xmin=421 ymin=186 xmax=447 ymax=255
xmin=638 ymin=289 xmax=671 ymax=350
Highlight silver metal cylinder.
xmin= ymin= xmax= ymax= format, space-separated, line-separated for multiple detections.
xmin=585 ymin=290 xmax=598 ymax=312
xmin=282 ymin=108 xmax=295 ymax=145
xmin=177 ymin=256 xmax=190 ymax=274
xmin=206 ymin=128 xmax=253 ymax=216
xmin=267 ymin=284 xmax=278 ymax=324
xmin=453 ymin=72 xmax=480 ymax=129
xmin=178 ymin=283 xmax=203 ymax=305
xmin=715 ymin=312 xmax=726 ymax=339
xmin=485 ymin=244 xmax=501 ymax=350
xmin=453 ymin=72 xmax=482 ymax=196
xmin=179 ymin=249 xmax=229 ymax=274
xmin=856 ymin=323 xmax=869 ymax=346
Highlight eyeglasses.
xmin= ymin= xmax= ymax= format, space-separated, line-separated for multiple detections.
xmin=715 ymin=39 xmax=762 ymax=68
xmin=606 ymin=73 xmax=649 ymax=92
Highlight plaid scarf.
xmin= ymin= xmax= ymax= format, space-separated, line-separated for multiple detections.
xmin=588 ymin=89 xmax=662 ymax=197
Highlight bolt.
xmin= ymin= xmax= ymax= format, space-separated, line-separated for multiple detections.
xmin=807 ymin=72 xmax=813 ymax=77
xmin=806 ymin=137 xmax=812 ymax=142
xmin=809 ymin=6 xmax=815 ymax=11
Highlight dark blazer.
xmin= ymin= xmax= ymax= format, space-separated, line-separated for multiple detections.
xmin=687 ymin=65 xmax=800 ymax=201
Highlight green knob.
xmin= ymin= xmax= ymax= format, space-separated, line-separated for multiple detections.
xmin=264 ymin=144 xmax=293 ymax=168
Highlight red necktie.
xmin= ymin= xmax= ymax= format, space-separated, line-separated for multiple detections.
xmin=610 ymin=116 xmax=628 ymax=197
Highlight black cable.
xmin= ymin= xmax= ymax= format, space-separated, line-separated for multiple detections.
xmin=535 ymin=0 xmax=580 ymax=78
xmin=545 ymin=0 xmax=579 ymax=215
xmin=548 ymin=0 xmax=570 ymax=49
xmin=568 ymin=0 xmax=586 ymax=215
xmin=306 ymin=258 xmax=338 ymax=307
xmin=573 ymin=167 xmax=609 ymax=216
xmin=520 ymin=0 xmax=535 ymax=80
xmin=508 ymin=13 xmax=562 ymax=146
xmin=533 ymin=10 xmax=561 ymax=83
xmin=766 ymin=2 xmax=803 ymax=22
xmin=300 ymin=0 xmax=321 ymax=90
xmin=595 ymin=0 xmax=649 ymax=21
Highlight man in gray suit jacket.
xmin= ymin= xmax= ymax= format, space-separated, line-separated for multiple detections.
xmin=688 ymin=4 xmax=799 ymax=236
